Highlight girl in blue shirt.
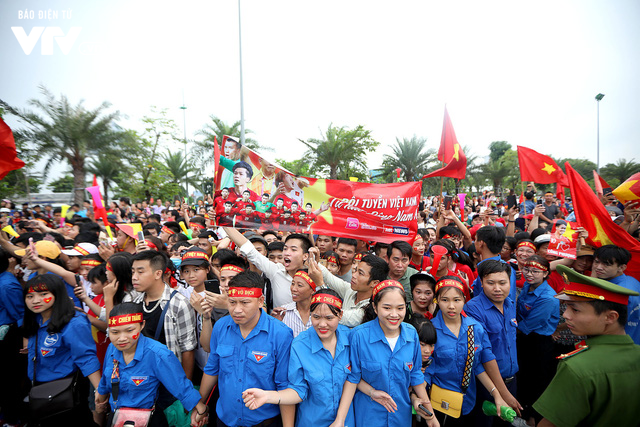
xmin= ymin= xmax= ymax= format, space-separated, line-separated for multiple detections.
xmin=23 ymin=274 xmax=101 ymax=426
xmin=337 ymin=280 xmax=438 ymax=427
xmin=242 ymin=288 xmax=355 ymax=426
xmin=95 ymin=302 xmax=206 ymax=427
xmin=425 ymin=276 xmax=508 ymax=426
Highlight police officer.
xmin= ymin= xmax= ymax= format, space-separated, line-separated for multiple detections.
xmin=534 ymin=265 xmax=640 ymax=426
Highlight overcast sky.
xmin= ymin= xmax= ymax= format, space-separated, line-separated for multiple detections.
xmin=1 ymin=0 xmax=639 ymax=189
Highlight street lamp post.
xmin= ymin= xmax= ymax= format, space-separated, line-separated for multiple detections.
xmin=180 ymin=91 xmax=188 ymax=197
xmin=238 ymin=0 xmax=245 ymax=146
xmin=595 ymin=93 xmax=604 ymax=174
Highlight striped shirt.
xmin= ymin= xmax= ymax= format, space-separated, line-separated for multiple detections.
xmin=281 ymin=302 xmax=312 ymax=338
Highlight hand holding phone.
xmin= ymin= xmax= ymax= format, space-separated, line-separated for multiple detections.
xmin=204 ymin=279 xmax=220 ymax=294
xmin=137 ymin=231 xmax=145 ymax=243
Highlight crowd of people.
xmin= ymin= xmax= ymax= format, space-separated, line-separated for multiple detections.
xmin=0 ymin=183 xmax=638 ymax=427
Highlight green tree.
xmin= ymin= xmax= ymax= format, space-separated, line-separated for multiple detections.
xmin=48 ymin=175 xmax=75 ymax=192
xmin=381 ymin=136 xmax=436 ymax=182
xmin=481 ymin=149 xmax=518 ymax=194
xmin=601 ymin=159 xmax=640 ymax=187
xmin=300 ymin=124 xmax=379 ymax=180
xmin=275 ymin=158 xmax=313 ymax=177
xmin=17 ymin=86 xmax=129 ymax=204
xmin=488 ymin=141 xmax=511 ymax=163
xmin=161 ymin=151 xmax=201 ymax=195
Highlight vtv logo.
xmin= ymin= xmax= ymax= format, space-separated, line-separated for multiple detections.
xmin=12 ymin=27 xmax=82 ymax=55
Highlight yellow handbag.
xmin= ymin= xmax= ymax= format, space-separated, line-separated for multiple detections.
xmin=430 ymin=324 xmax=475 ymax=419
xmin=430 ymin=384 xmax=464 ymax=418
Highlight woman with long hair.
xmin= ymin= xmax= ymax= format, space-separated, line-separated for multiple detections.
xmin=23 ymin=274 xmax=101 ymax=426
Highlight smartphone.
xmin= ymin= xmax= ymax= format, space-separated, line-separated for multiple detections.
xmin=444 ymin=195 xmax=453 ymax=210
xmin=204 ymin=279 xmax=220 ymax=294
xmin=418 ymin=404 xmax=434 ymax=417
xmin=537 ymin=198 xmax=543 ymax=205
xmin=137 ymin=231 xmax=145 ymax=243
xmin=507 ymin=195 xmax=517 ymax=209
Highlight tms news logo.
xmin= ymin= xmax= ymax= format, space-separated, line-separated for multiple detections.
xmin=12 ymin=27 xmax=81 ymax=55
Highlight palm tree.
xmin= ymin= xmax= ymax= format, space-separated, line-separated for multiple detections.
xmin=18 ymin=86 xmax=128 ymax=204
xmin=601 ymin=159 xmax=639 ymax=186
xmin=161 ymin=151 xmax=201 ymax=195
xmin=382 ymin=136 xmax=436 ymax=182
xmin=300 ymin=124 xmax=379 ymax=180
xmin=192 ymin=116 xmax=264 ymax=168
xmin=86 ymin=154 xmax=122 ymax=204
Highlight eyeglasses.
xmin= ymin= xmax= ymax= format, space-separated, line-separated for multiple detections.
xmin=521 ymin=268 xmax=544 ymax=275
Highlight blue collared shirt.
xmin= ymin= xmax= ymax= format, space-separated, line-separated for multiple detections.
xmin=0 ymin=271 xmax=24 ymax=325
xmin=27 ymin=311 xmax=100 ymax=382
xmin=98 ymin=335 xmax=200 ymax=410
xmin=472 ymin=256 xmax=517 ymax=301
xmin=347 ymin=319 xmax=424 ymax=427
xmin=204 ymin=309 xmax=293 ymax=427
xmin=289 ymin=325 xmax=354 ymax=427
xmin=465 ymin=292 xmax=518 ymax=378
xmin=609 ymin=274 xmax=640 ymax=345
xmin=425 ymin=311 xmax=494 ymax=416
xmin=516 ymin=281 xmax=559 ymax=336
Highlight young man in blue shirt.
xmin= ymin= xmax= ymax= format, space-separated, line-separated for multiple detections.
xmin=193 ymin=271 xmax=294 ymax=427
xmin=465 ymin=260 xmax=522 ymax=425
xmin=472 ymin=226 xmax=517 ymax=301
xmin=592 ymin=245 xmax=640 ymax=344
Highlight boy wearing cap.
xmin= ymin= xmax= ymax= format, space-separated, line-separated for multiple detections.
xmin=534 ymin=265 xmax=640 ymax=426
xmin=591 ymin=245 xmax=640 ymax=345
xmin=194 ymin=271 xmax=294 ymax=427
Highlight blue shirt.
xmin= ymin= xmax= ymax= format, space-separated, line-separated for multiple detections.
xmin=98 ymin=335 xmax=201 ymax=410
xmin=609 ymin=274 xmax=640 ymax=345
xmin=519 ymin=200 xmax=535 ymax=215
xmin=473 ymin=256 xmax=517 ymax=301
xmin=28 ymin=272 xmax=82 ymax=309
xmin=425 ymin=311 xmax=494 ymax=416
xmin=27 ymin=311 xmax=100 ymax=382
xmin=204 ymin=309 xmax=293 ymax=427
xmin=0 ymin=271 xmax=24 ymax=325
xmin=465 ymin=292 xmax=518 ymax=378
xmin=516 ymin=281 xmax=559 ymax=336
xmin=289 ymin=325 xmax=355 ymax=427
xmin=347 ymin=319 xmax=424 ymax=427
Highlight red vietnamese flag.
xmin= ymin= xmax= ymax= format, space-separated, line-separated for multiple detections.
xmin=612 ymin=172 xmax=640 ymax=204
xmin=0 ymin=118 xmax=25 ymax=180
xmin=566 ymin=163 xmax=640 ymax=280
xmin=592 ymin=170 xmax=612 ymax=197
xmin=423 ymin=107 xmax=467 ymax=180
xmin=517 ymin=146 xmax=568 ymax=186
xmin=213 ymin=135 xmax=220 ymax=193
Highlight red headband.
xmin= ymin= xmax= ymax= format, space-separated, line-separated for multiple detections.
xmin=294 ymin=270 xmax=316 ymax=291
xmin=326 ymin=255 xmax=338 ymax=265
xmin=106 ymin=261 xmax=113 ymax=272
xmin=524 ymin=261 xmax=548 ymax=272
xmin=189 ymin=222 xmax=205 ymax=230
xmin=228 ymin=287 xmax=263 ymax=298
xmin=435 ymin=278 xmax=465 ymax=295
xmin=311 ymin=294 xmax=342 ymax=310
xmin=81 ymin=259 xmax=103 ymax=267
xmin=109 ymin=313 xmax=143 ymax=327
xmin=221 ymin=265 xmax=244 ymax=274
xmin=517 ymin=241 xmax=536 ymax=252
xmin=354 ymin=253 xmax=363 ymax=262
xmin=372 ymin=280 xmax=404 ymax=300
xmin=161 ymin=225 xmax=175 ymax=235
xmin=27 ymin=283 xmax=49 ymax=293
xmin=73 ymin=245 xmax=90 ymax=256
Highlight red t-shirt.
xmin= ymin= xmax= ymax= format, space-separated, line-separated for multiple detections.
xmin=87 ymin=294 xmax=109 ymax=368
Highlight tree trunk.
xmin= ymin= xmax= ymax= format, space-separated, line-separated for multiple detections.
xmin=329 ymin=165 xmax=338 ymax=180
xmin=103 ymin=181 xmax=109 ymax=206
xmin=72 ymin=163 xmax=85 ymax=205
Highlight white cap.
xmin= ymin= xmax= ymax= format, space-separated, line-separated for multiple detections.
xmin=61 ymin=242 xmax=99 ymax=256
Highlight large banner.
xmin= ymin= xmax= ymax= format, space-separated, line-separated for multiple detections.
xmin=213 ymin=137 xmax=421 ymax=242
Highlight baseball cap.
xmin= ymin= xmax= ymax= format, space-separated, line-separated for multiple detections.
xmin=15 ymin=240 xmax=61 ymax=259
xmin=62 ymin=243 xmax=99 ymax=257
xmin=180 ymin=247 xmax=210 ymax=267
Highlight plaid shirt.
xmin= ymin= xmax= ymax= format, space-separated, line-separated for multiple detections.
xmin=124 ymin=285 xmax=197 ymax=361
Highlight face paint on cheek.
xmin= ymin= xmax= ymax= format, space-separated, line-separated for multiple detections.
xmin=132 ymin=333 xmax=139 ymax=340
xmin=43 ymin=297 xmax=52 ymax=304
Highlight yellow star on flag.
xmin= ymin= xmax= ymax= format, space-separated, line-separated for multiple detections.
xmin=303 ymin=179 xmax=334 ymax=225
xmin=562 ymin=222 xmax=577 ymax=242
xmin=541 ymin=162 xmax=556 ymax=175
xmin=590 ymin=214 xmax=613 ymax=246
xmin=452 ymin=144 xmax=460 ymax=161
xmin=612 ymin=179 xmax=640 ymax=203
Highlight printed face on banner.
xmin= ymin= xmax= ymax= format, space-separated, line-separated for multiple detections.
xmin=212 ymin=143 xmax=420 ymax=243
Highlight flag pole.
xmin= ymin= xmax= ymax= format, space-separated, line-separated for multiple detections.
xmin=521 ymin=181 xmax=526 ymax=215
